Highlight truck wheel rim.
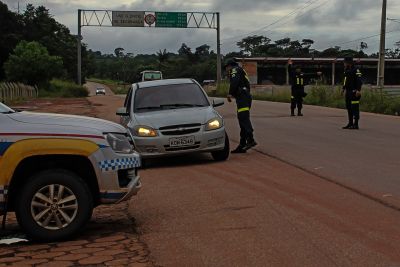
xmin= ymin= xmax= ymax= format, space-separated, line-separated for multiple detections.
xmin=30 ymin=184 xmax=78 ymax=230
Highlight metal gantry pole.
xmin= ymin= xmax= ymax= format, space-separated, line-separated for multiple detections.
xmin=77 ymin=9 xmax=82 ymax=85
xmin=216 ymin=12 xmax=222 ymax=85
xmin=377 ymin=0 xmax=387 ymax=88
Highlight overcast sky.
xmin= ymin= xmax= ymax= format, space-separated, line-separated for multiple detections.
xmin=4 ymin=0 xmax=400 ymax=55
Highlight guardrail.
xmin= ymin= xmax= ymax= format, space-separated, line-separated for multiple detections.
xmin=0 ymin=82 xmax=38 ymax=103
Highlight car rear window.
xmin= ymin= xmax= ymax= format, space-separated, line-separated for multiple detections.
xmin=134 ymin=83 xmax=209 ymax=113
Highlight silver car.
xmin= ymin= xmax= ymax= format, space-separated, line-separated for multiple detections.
xmin=117 ymin=79 xmax=229 ymax=161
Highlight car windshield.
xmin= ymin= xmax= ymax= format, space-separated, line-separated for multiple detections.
xmin=0 ymin=102 xmax=15 ymax=114
xmin=134 ymin=83 xmax=209 ymax=113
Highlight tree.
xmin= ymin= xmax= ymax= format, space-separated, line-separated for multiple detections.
xmin=178 ymin=43 xmax=192 ymax=56
xmin=195 ymin=44 xmax=210 ymax=56
xmin=275 ymin=38 xmax=291 ymax=50
xmin=301 ymin=39 xmax=314 ymax=49
xmin=237 ymin=35 xmax=271 ymax=56
xmin=114 ymin=47 xmax=125 ymax=57
xmin=360 ymin=42 xmax=368 ymax=51
xmin=319 ymin=46 xmax=341 ymax=57
xmin=0 ymin=2 xmax=24 ymax=80
xmin=4 ymin=41 xmax=63 ymax=87
xmin=21 ymin=4 xmax=91 ymax=82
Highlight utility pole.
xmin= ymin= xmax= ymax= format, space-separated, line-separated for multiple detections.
xmin=77 ymin=9 xmax=82 ymax=85
xmin=216 ymin=12 xmax=222 ymax=85
xmin=377 ymin=0 xmax=387 ymax=88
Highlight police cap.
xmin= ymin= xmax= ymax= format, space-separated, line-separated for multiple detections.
xmin=223 ymin=58 xmax=239 ymax=69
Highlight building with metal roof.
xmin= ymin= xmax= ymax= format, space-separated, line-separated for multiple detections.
xmin=235 ymin=57 xmax=400 ymax=86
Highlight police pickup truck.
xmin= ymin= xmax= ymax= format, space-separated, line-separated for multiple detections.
xmin=0 ymin=102 xmax=141 ymax=241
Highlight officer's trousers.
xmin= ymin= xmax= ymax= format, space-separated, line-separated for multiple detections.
xmin=291 ymin=96 xmax=303 ymax=113
xmin=236 ymin=92 xmax=254 ymax=146
xmin=237 ymin=110 xmax=254 ymax=146
xmin=345 ymin=97 xmax=360 ymax=125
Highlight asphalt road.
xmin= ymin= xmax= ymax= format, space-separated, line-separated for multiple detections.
xmin=85 ymin=83 xmax=400 ymax=266
xmin=219 ymin=101 xmax=400 ymax=208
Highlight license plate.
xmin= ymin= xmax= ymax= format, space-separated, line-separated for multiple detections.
xmin=169 ymin=136 xmax=195 ymax=147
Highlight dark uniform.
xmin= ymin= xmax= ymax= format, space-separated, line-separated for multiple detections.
xmin=288 ymin=64 xmax=319 ymax=116
xmin=228 ymin=65 xmax=256 ymax=151
xmin=343 ymin=65 xmax=362 ymax=129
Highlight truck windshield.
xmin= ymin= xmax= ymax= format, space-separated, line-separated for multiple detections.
xmin=0 ymin=102 xmax=15 ymax=114
xmin=143 ymin=72 xmax=162 ymax=81
xmin=134 ymin=83 xmax=209 ymax=113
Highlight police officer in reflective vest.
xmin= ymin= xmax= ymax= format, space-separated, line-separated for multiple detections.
xmin=225 ymin=59 xmax=257 ymax=153
xmin=288 ymin=59 xmax=322 ymax=116
xmin=342 ymin=57 xmax=362 ymax=129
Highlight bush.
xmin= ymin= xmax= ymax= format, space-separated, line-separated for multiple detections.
xmin=39 ymin=79 xmax=88 ymax=98
xmin=215 ymin=81 xmax=230 ymax=97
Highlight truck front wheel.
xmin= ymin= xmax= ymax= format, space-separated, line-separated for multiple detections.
xmin=15 ymin=169 xmax=93 ymax=242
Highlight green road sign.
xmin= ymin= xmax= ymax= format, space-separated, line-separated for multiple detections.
xmin=155 ymin=12 xmax=187 ymax=28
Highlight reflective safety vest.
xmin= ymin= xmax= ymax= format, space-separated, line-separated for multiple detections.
xmin=237 ymin=107 xmax=250 ymax=113
xmin=296 ymin=76 xmax=304 ymax=86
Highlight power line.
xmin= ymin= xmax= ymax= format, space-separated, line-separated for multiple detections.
xmin=262 ymin=0 xmax=330 ymax=37
xmin=330 ymin=28 xmax=400 ymax=48
xmin=221 ymin=0 xmax=320 ymax=43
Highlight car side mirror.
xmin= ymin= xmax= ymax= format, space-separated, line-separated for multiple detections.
xmin=212 ymin=99 xmax=224 ymax=107
xmin=116 ymin=107 xmax=129 ymax=116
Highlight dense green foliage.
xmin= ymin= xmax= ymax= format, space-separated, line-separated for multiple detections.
xmin=40 ymin=79 xmax=88 ymax=98
xmin=5 ymin=41 xmax=63 ymax=88
xmin=89 ymin=44 xmax=218 ymax=84
xmin=0 ymin=2 xmax=91 ymax=83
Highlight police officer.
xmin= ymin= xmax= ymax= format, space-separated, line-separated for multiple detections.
xmin=342 ymin=57 xmax=362 ymax=129
xmin=225 ymin=59 xmax=257 ymax=153
xmin=288 ymin=59 xmax=322 ymax=116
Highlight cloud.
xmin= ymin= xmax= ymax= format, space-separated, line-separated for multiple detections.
xmin=2 ymin=0 xmax=400 ymax=55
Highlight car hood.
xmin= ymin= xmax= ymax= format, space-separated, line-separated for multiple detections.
xmin=133 ymin=107 xmax=220 ymax=129
xmin=8 ymin=111 xmax=126 ymax=133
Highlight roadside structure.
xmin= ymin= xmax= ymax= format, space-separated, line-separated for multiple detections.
xmin=235 ymin=57 xmax=400 ymax=86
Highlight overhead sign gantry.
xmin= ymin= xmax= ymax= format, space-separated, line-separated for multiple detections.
xmin=77 ymin=10 xmax=221 ymax=85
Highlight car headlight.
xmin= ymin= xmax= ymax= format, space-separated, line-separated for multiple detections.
xmin=133 ymin=126 xmax=158 ymax=137
xmin=104 ymin=133 xmax=133 ymax=154
xmin=205 ymin=117 xmax=223 ymax=131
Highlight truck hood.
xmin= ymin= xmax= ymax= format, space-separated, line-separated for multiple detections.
xmin=8 ymin=111 xmax=126 ymax=133
xmin=133 ymin=107 xmax=219 ymax=129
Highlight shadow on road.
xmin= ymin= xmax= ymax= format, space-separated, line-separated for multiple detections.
xmin=141 ymin=153 xmax=222 ymax=169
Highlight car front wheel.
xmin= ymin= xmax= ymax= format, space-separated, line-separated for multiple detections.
xmin=15 ymin=169 xmax=93 ymax=242
xmin=211 ymin=132 xmax=230 ymax=161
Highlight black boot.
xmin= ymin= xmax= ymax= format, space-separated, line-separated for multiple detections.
xmin=243 ymin=140 xmax=257 ymax=151
xmin=291 ymin=109 xmax=295 ymax=116
xmin=342 ymin=124 xmax=353 ymax=129
xmin=231 ymin=145 xmax=247 ymax=154
xmin=353 ymin=120 xmax=359 ymax=129
xmin=297 ymin=108 xmax=303 ymax=116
